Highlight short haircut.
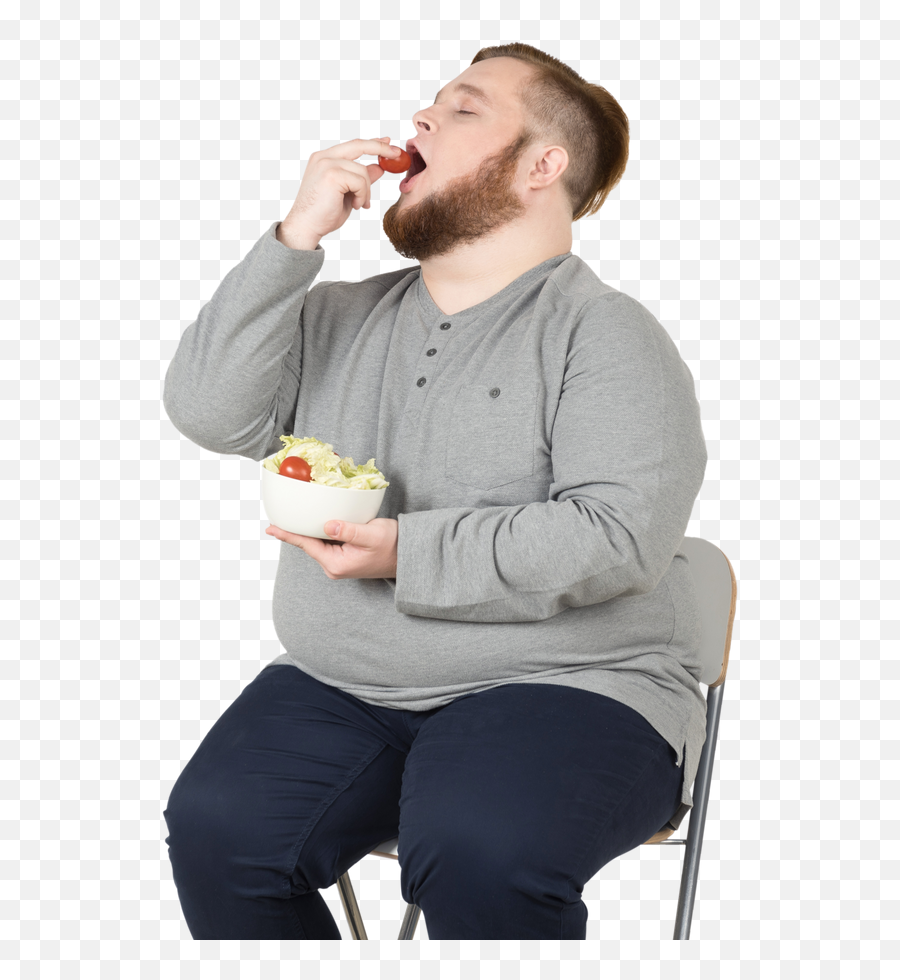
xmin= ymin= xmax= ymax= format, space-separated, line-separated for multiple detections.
xmin=470 ymin=43 xmax=630 ymax=221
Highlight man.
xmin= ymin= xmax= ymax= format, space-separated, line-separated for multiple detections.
xmin=162 ymin=43 xmax=708 ymax=940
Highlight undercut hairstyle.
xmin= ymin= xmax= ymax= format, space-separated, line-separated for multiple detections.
xmin=470 ymin=43 xmax=630 ymax=221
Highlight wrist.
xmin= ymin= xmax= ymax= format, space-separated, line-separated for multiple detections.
xmin=276 ymin=220 xmax=321 ymax=251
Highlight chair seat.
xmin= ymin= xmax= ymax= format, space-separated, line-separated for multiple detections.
xmin=370 ymin=820 xmax=677 ymax=862
xmin=371 ymin=837 xmax=400 ymax=860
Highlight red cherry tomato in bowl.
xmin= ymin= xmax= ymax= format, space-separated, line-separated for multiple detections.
xmin=279 ymin=456 xmax=311 ymax=482
xmin=378 ymin=148 xmax=412 ymax=173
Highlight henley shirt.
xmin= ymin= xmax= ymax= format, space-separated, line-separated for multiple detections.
xmin=163 ymin=219 xmax=709 ymax=831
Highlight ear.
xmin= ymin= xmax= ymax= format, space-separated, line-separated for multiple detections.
xmin=527 ymin=145 xmax=568 ymax=189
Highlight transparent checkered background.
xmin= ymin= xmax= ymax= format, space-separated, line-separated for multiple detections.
xmin=3 ymin=0 xmax=896 ymax=974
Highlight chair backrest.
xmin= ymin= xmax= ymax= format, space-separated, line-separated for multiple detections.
xmin=642 ymin=537 xmax=737 ymax=845
xmin=679 ymin=537 xmax=736 ymax=688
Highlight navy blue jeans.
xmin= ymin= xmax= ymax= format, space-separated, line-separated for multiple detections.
xmin=163 ymin=663 xmax=684 ymax=939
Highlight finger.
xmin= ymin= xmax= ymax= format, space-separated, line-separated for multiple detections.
xmin=325 ymin=138 xmax=404 ymax=162
xmin=366 ymin=140 xmax=400 ymax=199
xmin=323 ymin=520 xmax=364 ymax=545
xmin=365 ymin=161 xmax=386 ymax=195
xmin=266 ymin=525 xmax=304 ymax=546
xmin=324 ymin=521 xmax=348 ymax=542
xmin=267 ymin=525 xmax=319 ymax=550
xmin=324 ymin=159 xmax=371 ymax=182
xmin=325 ymin=159 xmax=373 ymax=209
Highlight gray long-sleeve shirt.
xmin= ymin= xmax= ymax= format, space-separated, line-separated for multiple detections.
xmin=163 ymin=220 xmax=709 ymax=830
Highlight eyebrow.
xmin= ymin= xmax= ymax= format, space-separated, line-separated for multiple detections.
xmin=433 ymin=82 xmax=496 ymax=109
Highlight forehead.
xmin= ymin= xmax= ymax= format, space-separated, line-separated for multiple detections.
xmin=438 ymin=58 xmax=535 ymax=108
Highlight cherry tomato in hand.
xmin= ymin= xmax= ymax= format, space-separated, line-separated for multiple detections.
xmin=280 ymin=456 xmax=311 ymax=482
xmin=378 ymin=148 xmax=412 ymax=173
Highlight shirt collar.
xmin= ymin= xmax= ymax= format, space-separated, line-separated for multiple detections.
xmin=414 ymin=252 xmax=572 ymax=325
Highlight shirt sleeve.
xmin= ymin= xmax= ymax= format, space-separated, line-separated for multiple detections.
xmin=162 ymin=221 xmax=326 ymax=461
xmin=393 ymin=293 xmax=708 ymax=623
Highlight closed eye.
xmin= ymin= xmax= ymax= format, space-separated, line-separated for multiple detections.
xmin=457 ymin=110 xmax=474 ymax=115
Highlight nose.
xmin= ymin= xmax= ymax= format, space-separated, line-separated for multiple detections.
xmin=411 ymin=106 xmax=433 ymax=132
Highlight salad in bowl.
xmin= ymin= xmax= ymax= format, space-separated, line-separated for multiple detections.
xmin=261 ymin=435 xmax=389 ymax=539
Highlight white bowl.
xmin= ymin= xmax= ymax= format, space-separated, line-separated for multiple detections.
xmin=261 ymin=462 xmax=387 ymax=539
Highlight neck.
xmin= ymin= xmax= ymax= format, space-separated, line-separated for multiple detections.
xmin=419 ymin=216 xmax=573 ymax=316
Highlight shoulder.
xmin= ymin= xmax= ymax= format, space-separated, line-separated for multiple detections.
xmin=547 ymin=261 xmax=696 ymax=399
xmin=551 ymin=256 xmax=658 ymax=321
xmin=547 ymin=256 xmax=672 ymax=354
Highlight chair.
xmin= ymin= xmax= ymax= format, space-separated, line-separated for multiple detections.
xmin=336 ymin=536 xmax=737 ymax=940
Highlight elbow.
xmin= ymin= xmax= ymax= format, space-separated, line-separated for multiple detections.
xmin=607 ymin=543 xmax=672 ymax=599
xmin=162 ymin=376 xmax=203 ymax=445
xmin=161 ymin=378 xmax=183 ymax=432
xmin=162 ymin=376 xmax=227 ymax=455
xmin=162 ymin=377 xmax=188 ymax=436
xmin=616 ymin=564 xmax=663 ymax=598
xmin=162 ymin=361 xmax=191 ymax=432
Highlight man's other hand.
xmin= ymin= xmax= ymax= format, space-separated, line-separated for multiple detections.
xmin=265 ymin=518 xmax=398 ymax=580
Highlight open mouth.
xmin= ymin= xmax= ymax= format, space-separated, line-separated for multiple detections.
xmin=400 ymin=148 xmax=428 ymax=192
xmin=407 ymin=148 xmax=427 ymax=178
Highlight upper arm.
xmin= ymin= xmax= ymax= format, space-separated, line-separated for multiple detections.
xmin=550 ymin=293 xmax=707 ymax=584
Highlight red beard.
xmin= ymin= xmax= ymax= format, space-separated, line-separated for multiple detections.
xmin=382 ymin=132 xmax=533 ymax=261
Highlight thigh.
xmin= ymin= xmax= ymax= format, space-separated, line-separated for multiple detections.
xmin=398 ymin=682 xmax=683 ymax=902
xmin=164 ymin=663 xmax=408 ymax=897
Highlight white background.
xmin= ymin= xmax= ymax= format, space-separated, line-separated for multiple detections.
xmin=4 ymin=0 xmax=895 ymax=973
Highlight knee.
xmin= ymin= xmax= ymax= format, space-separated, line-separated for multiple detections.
xmin=163 ymin=761 xmax=246 ymax=872
xmin=399 ymin=817 xmax=579 ymax=938
xmin=163 ymin=766 xmax=205 ymax=857
xmin=163 ymin=762 xmax=325 ymax=900
xmin=401 ymin=815 xmax=532 ymax=902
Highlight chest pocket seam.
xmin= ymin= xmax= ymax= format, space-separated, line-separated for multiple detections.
xmin=444 ymin=382 xmax=537 ymax=490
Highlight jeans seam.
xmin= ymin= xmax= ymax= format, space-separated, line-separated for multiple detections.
xmin=281 ymin=740 xmax=390 ymax=900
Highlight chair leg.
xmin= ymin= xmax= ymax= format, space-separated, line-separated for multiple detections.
xmin=337 ymin=869 xmax=421 ymax=939
xmin=398 ymin=903 xmax=422 ymax=939
xmin=673 ymin=817 xmax=701 ymax=939
xmin=336 ymin=871 xmax=367 ymax=940
xmin=673 ymin=680 xmax=725 ymax=939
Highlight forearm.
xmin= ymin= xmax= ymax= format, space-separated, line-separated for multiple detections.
xmin=163 ymin=221 xmax=325 ymax=458
xmin=393 ymin=494 xmax=696 ymax=624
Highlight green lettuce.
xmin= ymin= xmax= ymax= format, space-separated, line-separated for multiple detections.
xmin=263 ymin=435 xmax=389 ymax=490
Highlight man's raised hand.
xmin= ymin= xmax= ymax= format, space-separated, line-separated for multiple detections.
xmin=277 ymin=137 xmax=404 ymax=250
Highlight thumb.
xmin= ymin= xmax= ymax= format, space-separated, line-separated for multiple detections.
xmin=325 ymin=520 xmax=360 ymax=541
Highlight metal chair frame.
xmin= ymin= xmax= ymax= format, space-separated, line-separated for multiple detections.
xmin=336 ymin=536 xmax=736 ymax=939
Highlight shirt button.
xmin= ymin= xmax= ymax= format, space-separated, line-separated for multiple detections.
xmin=490 ymin=387 xmax=501 ymax=398
xmin=440 ymin=322 xmax=451 ymax=330
xmin=417 ymin=377 xmax=427 ymax=387
xmin=426 ymin=348 xmax=437 ymax=356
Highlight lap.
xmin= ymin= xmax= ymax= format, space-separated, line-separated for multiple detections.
xmin=166 ymin=666 xmax=682 ymax=896
xmin=397 ymin=683 xmax=683 ymax=887
xmin=164 ymin=664 xmax=410 ymax=892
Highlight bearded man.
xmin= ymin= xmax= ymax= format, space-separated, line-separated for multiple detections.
xmin=162 ymin=42 xmax=708 ymax=940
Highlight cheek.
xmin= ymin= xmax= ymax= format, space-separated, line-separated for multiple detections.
xmin=435 ymin=143 xmax=480 ymax=174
